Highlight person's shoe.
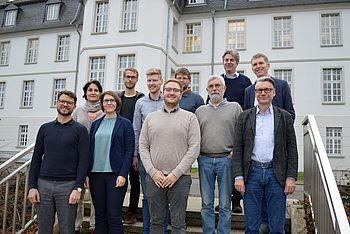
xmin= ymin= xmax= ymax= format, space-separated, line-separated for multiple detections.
xmin=123 ymin=213 xmax=137 ymax=225
xmin=214 ymin=205 xmax=219 ymax=212
xmin=232 ymin=203 xmax=243 ymax=213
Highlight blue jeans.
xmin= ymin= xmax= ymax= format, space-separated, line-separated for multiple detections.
xmin=138 ymin=159 xmax=169 ymax=234
xmin=89 ymin=173 xmax=127 ymax=234
xmin=198 ymin=155 xmax=232 ymax=234
xmin=243 ymin=165 xmax=286 ymax=234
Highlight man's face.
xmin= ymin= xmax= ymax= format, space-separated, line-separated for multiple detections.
xmin=147 ymin=74 xmax=163 ymax=94
xmin=56 ymin=94 xmax=76 ymax=116
xmin=123 ymin=70 xmax=138 ymax=90
xmin=223 ymin=54 xmax=238 ymax=74
xmin=251 ymin=57 xmax=270 ymax=78
xmin=163 ymin=82 xmax=182 ymax=106
xmin=175 ymin=73 xmax=190 ymax=91
xmin=255 ymin=81 xmax=275 ymax=106
xmin=206 ymin=78 xmax=226 ymax=103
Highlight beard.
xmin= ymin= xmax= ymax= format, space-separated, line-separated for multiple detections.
xmin=125 ymin=83 xmax=136 ymax=89
xmin=57 ymin=108 xmax=73 ymax=116
xmin=209 ymin=92 xmax=224 ymax=104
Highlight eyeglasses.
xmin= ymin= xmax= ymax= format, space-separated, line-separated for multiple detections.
xmin=164 ymin=87 xmax=181 ymax=93
xmin=124 ymin=75 xmax=137 ymax=80
xmin=255 ymin=88 xmax=274 ymax=94
xmin=103 ymin=99 xmax=116 ymax=103
xmin=57 ymin=100 xmax=74 ymax=106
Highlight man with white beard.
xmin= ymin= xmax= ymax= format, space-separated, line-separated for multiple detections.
xmin=195 ymin=75 xmax=242 ymax=234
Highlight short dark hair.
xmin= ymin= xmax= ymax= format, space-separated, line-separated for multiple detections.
xmin=123 ymin=68 xmax=139 ymax=78
xmin=251 ymin=53 xmax=269 ymax=64
xmin=222 ymin=50 xmax=240 ymax=64
xmin=82 ymin=80 xmax=103 ymax=100
xmin=58 ymin=90 xmax=77 ymax=104
xmin=163 ymin=79 xmax=182 ymax=92
xmin=99 ymin=91 xmax=122 ymax=112
xmin=255 ymin=76 xmax=276 ymax=88
xmin=174 ymin=68 xmax=191 ymax=81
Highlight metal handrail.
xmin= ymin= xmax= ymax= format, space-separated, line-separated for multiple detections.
xmin=303 ymin=115 xmax=350 ymax=233
xmin=0 ymin=144 xmax=35 ymax=234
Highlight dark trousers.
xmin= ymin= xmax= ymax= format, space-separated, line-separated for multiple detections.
xmin=128 ymin=164 xmax=140 ymax=214
xmin=232 ymin=187 xmax=242 ymax=206
xmin=89 ymin=172 xmax=127 ymax=234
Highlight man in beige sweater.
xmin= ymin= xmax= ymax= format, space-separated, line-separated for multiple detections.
xmin=139 ymin=79 xmax=201 ymax=234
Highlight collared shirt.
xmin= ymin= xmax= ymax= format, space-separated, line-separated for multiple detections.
xmin=163 ymin=105 xmax=180 ymax=113
xmin=224 ymin=71 xmax=239 ymax=79
xmin=251 ymin=105 xmax=275 ymax=163
xmin=133 ymin=93 xmax=164 ymax=155
xmin=208 ymin=98 xmax=227 ymax=108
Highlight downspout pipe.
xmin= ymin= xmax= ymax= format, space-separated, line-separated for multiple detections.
xmin=165 ymin=0 xmax=175 ymax=80
xmin=211 ymin=10 xmax=215 ymax=75
xmin=70 ymin=0 xmax=84 ymax=93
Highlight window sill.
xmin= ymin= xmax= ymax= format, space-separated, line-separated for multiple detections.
xmin=182 ymin=51 xmax=202 ymax=54
xmin=322 ymin=102 xmax=345 ymax=105
xmin=119 ymin=29 xmax=137 ymax=33
xmin=54 ymin=59 xmax=69 ymax=63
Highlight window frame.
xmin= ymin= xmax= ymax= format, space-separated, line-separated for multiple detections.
xmin=187 ymin=0 xmax=205 ymax=5
xmin=51 ymin=78 xmax=66 ymax=107
xmin=190 ymin=72 xmax=200 ymax=94
xmin=25 ymin=38 xmax=39 ymax=64
xmin=89 ymin=56 xmax=106 ymax=87
xmin=272 ymin=15 xmax=293 ymax=49
xmin=18 ymin=125 xmax=29 ymax=148
xmin=0 ymin=41 xmax=10 ymax=66
xmin=21 ymin=80 xmax=35 ymax=108
xmin=0 ymin=81 xmax=6 ymax=109
xmin=227 ymin=18 xmax=246 ymax=50
xmin=46 ymin=3 xmax=61 ymax=21
xmin=326 ymin=127 xmax=343 ymax=157
xmin=320 ymin=12 xmax=342 ymax=47
xmin=184 ymin=22 xmax=202 ymax=53
xmin=121 ymin=0 xmax=138 ymax=31
xmin=321 ymin=67 xmax=344 ymax=104
xmin=94 ymin=1 xmax=109 ymax=34
xmin=4 ymin=9 xmax=18 ymax=27
xmin=273 ymin=68 xmax=294 ymax=100
xmin=116 ymin=54 xmax=136 ymax=92
xmin=56 ymin=35 xmax=70 ymax=62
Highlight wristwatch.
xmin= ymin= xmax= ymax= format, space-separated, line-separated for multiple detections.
xmin=74 ymin=187 xmax=82 ymax=193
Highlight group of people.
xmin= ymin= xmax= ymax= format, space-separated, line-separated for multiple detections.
xmin=27 ymin=50 xmax=298 ymax=234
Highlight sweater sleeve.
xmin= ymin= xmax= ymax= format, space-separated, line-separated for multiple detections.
xmin=133 ymin=100 xmax=142 ymax=157
xmin=171 ymin=115 xmax=201 ymax=179
xmin=28 ymin=125 xmax=45 ymax=189
xmin=74 ymin=125 xmax=90 ymax=188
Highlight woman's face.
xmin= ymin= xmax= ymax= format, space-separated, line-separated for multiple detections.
xmin=102 ymin=94 xmax=117 ymax=114
xmin=86 ymin=83 xmax=101 ymax=102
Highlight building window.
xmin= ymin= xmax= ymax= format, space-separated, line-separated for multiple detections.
xmin=18 ymin=125 xmax=28 ymax=147
xmin=185 ymin=23 xmax=201 ymax=52
xmin=321 ymin=13 xmax=341 ymax=46
xmin=274 ymin=69 xmax=293 ymax=97
xmin=56 ymin=35 xmax=70 ymax=61
xmin=0 ymin=82 xmax=5 ymax=108
xmin=0 ymin=41 xmax=10 ymax=65
xmin=227 ymin=19 xmax=246 ymax=50
xmin=26 ymin=38 xmax=39 ymax=64
xmin=273 ymin=16 xmax=292 ymax=48
xmin=46 ymin=3 xmax=60 ymax=21
xmin=52 ymin=79 xmax=66 ymax=106
xmin=94 ymin=1 xmax=109 ymax=33
xmin=21 ymin=80 xmax=34 ymax=108
xmin=172 ymin=19 xmax=178 ymax=49
xmin=4 ymin=10 xmax=17 ymax=26
xmin=116 ymin=54 xmax=136 ymax=91
xmin=322 ymin=68 xmax=343 ymax=104
xmin=191 ymin=72 xmax=200 ymax=94
xmin=89 ymin=56 xmax=106 ymax=86
xmin=188 ymin=0 xmax=205 ymax=4
xmin=122 ymin=0 xmax=137 ymax=31
xmin=326 ymin=127 xmax=342 ymax=156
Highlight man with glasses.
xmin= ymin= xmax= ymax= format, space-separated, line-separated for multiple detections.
xmin=244 ymin=53 xmax=295 ymax=233
xmin=195 ymin=75 xmax=242 ymax=234
xmin=174 ymin=67 xmax=204 ymax=113
xmin=118 ymin=68 xmax=144 ymax=225
xmin=233 ymin=77 xmax=298 ymax=234
xmin=28 ymin=90 xmax=89 ymax=234
xmin=139 ymin=79 xmax=200 ymax=234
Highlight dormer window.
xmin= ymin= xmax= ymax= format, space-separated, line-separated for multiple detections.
xmin=188 ymin=0 xmax=205 ymax=4
xmin=45 ymin=0 xmax=62 ymax=21
xmin=4 ymin=10 xmax=17 ymax=26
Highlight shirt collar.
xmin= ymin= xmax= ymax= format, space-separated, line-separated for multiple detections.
xmin=54 ymin=118 xmax=74 ymax=125
xmin=163 ymin=105 xmax=180 ymax=113
xmin=256 ymin=105 xmax=274 ymax=115
xmin=224 ymin=72 xmax=239 ymax=79
xmin=182 ymin=87 xmax=191 ymax=96
xmin=148 ymin=92 xmax=162 ymax=101
xmin=208 ymin=98 xmax=227 ymax=108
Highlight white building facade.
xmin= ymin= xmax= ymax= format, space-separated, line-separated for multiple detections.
xmin=1 ymin=0 xmax=349 ymax=171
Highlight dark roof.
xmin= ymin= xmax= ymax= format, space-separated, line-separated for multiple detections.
xmin=0 ymin=0 xmax=83 ymax=34
xmin=174 ymin=0 xmax=350 ymax=14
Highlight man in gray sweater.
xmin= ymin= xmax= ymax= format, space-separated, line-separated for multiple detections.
xmin=195 ymin=75 xmax=242 ymax=234
xmin=140 ymin=79 xmax=201 ymax=234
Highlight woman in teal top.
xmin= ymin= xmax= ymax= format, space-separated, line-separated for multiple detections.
xmin=89 ymin=91 xmax=135 ymax=234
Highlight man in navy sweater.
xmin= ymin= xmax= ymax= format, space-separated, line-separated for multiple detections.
xmin=28 ymin=90 xmax=89 ymax=234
